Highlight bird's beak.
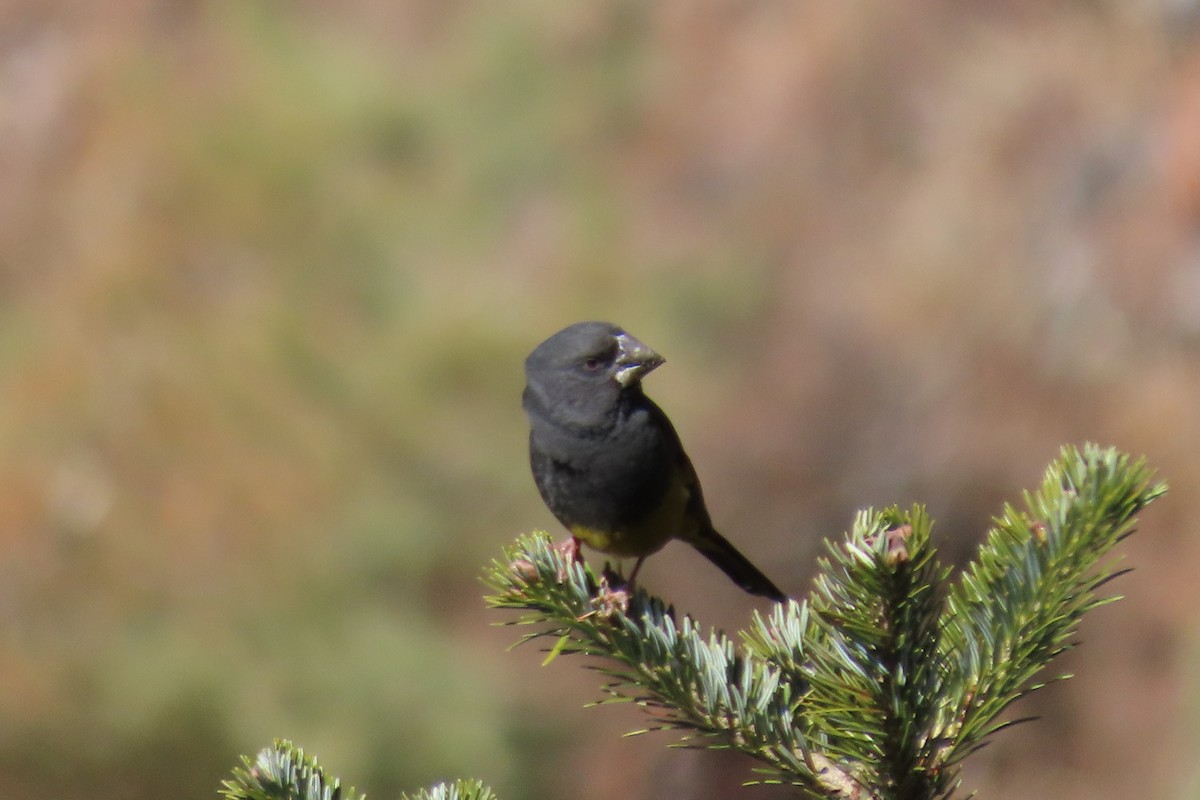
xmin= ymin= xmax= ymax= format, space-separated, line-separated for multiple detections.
xmin=613 ymin=333 xmax=665 ymax=388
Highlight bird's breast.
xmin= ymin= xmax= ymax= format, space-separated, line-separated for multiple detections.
xmin=529 ymin=410 xmax=682 ymax=557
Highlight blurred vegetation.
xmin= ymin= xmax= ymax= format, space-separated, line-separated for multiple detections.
xmin=0 ymin=2 xmax=1198 ymax=799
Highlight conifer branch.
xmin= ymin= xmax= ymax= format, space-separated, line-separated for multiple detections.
xmin=400 ymin=779 xmax=499 ymax=800
xmin=220 ymin=739 xmax=364 ymax=800
xmin=484 ymin=444 xmax=1165 ymax=798
xmin=219 ymin=445 xmax=1163 ymax=800
xmin=484 ymin=535 xmax=817 ymax=784
xmin=220 ymin=740 xmax=497 ymax=800
xmin=936 ymin=444 xmax=1166 ymax=769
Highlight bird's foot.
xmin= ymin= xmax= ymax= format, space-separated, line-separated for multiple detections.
xmin=585 ymin=571 xmax=631 ymax=618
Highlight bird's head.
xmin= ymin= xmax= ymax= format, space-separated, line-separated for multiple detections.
xmin=523 ymin=321 xmax=664 ymax=427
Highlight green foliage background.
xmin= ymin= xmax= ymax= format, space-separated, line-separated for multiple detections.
xmin=0 ymin=3 xmax=1197 ymax=800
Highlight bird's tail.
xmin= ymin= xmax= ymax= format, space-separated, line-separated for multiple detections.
xmin=689 ymin=527 xmax=787 ymax=602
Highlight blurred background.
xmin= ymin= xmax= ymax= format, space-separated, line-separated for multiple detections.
xmin=1 ymin=1 xmax=1198 ymax=798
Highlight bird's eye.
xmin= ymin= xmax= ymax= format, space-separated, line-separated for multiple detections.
xmin=581 ymin=344 xmax=616 ymax=372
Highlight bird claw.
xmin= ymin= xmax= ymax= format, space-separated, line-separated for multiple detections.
xmin=587 ymin=572 xmax=630 ymax=617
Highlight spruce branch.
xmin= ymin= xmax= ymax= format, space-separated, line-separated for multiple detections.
xmin=486 ymin=444 xmax=1164 ymax=799
xmin=220 ymin=739 xmax=364 ymax=800
xmin=484 ymin=535 xmax=812 ymax=781
xmin=399 ymin=779 xmax=499 ymax=800
xmin=936 ymin=443 xmax=1166 ymax=768
xmin=220 ymin=740 xmax=497 ymax=800
xmin=775 ymin=507 xmax=954 ymax=799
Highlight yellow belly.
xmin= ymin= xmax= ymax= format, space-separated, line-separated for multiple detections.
xmin=569 ymin=468 xmax=694 ymax=558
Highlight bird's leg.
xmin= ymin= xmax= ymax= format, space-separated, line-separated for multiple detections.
xmin=588 ymin=576 xmax=629 ymax=617
xmin=625 ymin=556 xmax=646 ymax=591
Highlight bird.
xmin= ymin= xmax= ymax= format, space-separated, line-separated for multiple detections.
xmin=522 ymin=321 xmax=786 ymax=602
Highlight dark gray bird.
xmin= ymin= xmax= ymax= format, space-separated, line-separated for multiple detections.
xmin=522 ymin=321 xmax=786 ymax=601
